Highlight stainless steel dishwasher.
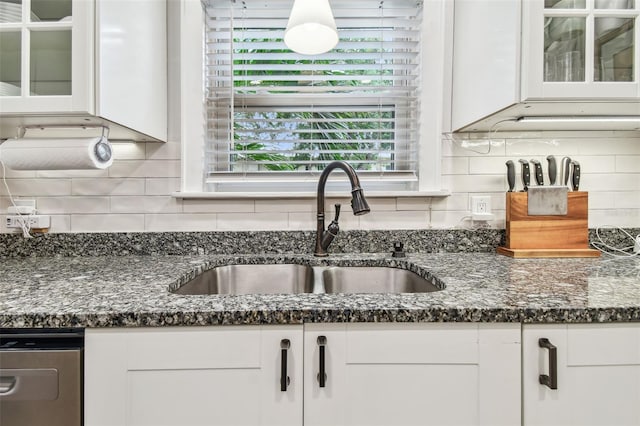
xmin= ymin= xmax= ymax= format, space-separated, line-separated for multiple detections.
xmin=0 ymin=328 xmax=84 ymax=426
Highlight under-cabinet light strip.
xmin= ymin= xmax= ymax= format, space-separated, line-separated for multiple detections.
xmin=517 ymin=116 xmax=640 ymax=124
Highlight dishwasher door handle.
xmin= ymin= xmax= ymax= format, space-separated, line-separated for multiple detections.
xmin=0 ymin=376 xmax=16 ymax=394
xmin=0 ymin=369 xmax=58 ymax=401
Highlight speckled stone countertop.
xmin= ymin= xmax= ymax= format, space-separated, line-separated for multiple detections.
xmin=1 ymin=253 xmax=639 ymax=328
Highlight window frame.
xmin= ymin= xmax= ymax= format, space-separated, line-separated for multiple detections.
xmin=174 ymin=0 xmax=450 ymax=198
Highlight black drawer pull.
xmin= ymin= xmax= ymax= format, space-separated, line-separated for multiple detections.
xmin=538 ymin=338 xmax=558 ymax=390
xmin=317 ymin=335 xmax=327 ymax=387
xmin=280 ymin=339 xmax=291 ymax=391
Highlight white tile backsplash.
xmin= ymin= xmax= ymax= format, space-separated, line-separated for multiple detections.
xmin=615 ymin=192 xmax=640 ymax=209
xmin=468 ymin=157 xmax=510 ymax=175
xmin=110 ymin=196 xmax=182 ymax=213
xmin=145 ymin=178 xmax=181 ymax=195
xmin=0 ymin=179 xmax=72 ymax=196
xmin=0 ymin=133 xmax=638 ymax=233
xmin=581 ymin=174 xmax=639 ymax=191
xmin=71 ymin=214 xmax=145 ymax=232
xmin=216 ymin=212 xmax=289 ymax=230
xmin=108 ymin=160 xmax=181 ymax=178
xmin=145 ymin=141 xmax=181 ymax=160
xmin=396 ymin=197 xmax=431 ymax=211
xmin=616 ymin=155 xmax=640 ymax=173
xmin=50 ymin=215 xmax=71 ymax=232
xmin=359 ymin=210 xmax=430 ymax=230
xmin=72 ymin=178 xmax=146 ymax=196
xmin=429 ymin=193 xmax=470 ymax=211
xmin=442 ymin=174 xmax=506 ymax=193
xmin=183 ymin=198 xmax=255 ymax=213
xmin=589 ymin=209 xmax=640 ymax=228
xmin=36 ymin=169 xmax=109 ymax=179
xmin=145 ymin=213 xmax=217 ymax=231
xmin=441 ymin=156 xmax=469 ymax=175
xmin=37 ymin=196 xmax=110 ymax=214
xmin=0 ymin=168 xmax=36 ymax=179
xmin=255 ymin=198 xmax=314 ymax=213
xmin=363 ymin=198 xmax=398 ymax=212
xmin=112 ymin=143 xmax=146 ymax=160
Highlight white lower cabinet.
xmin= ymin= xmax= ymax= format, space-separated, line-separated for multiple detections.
xmin=303 ymin=323 xmax=521 ymax=426
xmin=85 ymin=326 xmax=304 ymax=426
xmin=523 ymin=324 xmax=640 ymax=426
xmin=85 ymin=323 xmax=521 ymax=426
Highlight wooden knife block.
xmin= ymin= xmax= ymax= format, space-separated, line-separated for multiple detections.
xmin=497 ymin=191 xmax=600 ymax=258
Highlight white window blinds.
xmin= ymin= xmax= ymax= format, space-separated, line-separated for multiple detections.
xmin=203 ymin=0 xmax=423 ymax=192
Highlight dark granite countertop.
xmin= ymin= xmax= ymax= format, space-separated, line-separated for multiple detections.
xmin=1 ymin=253 xmax=639 ymax=328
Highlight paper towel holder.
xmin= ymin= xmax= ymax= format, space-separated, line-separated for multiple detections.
xmin=17 ymin=124 xmax=110 ymax=139
xmin=9 ymin=124 xmax=114 ymax=166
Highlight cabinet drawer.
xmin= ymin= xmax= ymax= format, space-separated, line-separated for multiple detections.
xmin=89 ymin=327 xmax=262 ymax=370
xmin=345 ymin=323 xmax=480 ymax=364
xmin=567 ymin=324 xmax=640 ymax=366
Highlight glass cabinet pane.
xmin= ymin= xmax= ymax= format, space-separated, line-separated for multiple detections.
xmin=30 ymin=0 xmax=72 ymax=22
xmin=594 ymin=0 xmax=634 ymax=9
xmin=544 ymin=17 xmax=586 ymax=81
xmin=0 ymin=31 xmax=21 ymax=96
xmin=0 ymin=0 xmax=22 ymax=23
xmin=545 ymin=0 xmax=586 ymax=9
xmin=30 ymin=30 xmax=71 ymax=95
xmin=595 ymin=18 xmax=634 ymax=81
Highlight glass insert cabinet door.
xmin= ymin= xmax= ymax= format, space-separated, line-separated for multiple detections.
xmin=0 ymin=0 xmax=72 ymax=98
xmin=525 ymin=0 xmax=639 ymax=98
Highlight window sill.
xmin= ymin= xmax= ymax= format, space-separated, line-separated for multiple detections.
xmin=171 ymin=190 xmax=451 ymax=200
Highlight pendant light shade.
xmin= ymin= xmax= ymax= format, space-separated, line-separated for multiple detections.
xmin=284 ymin=0 xmax=339 ymax=55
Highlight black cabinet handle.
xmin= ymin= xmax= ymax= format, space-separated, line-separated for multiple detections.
xmin=280 ymin=339 xmax=291 ymax=391
xmin=317 ymin=335 xmax=327 ymax=387
xmin=538 ymin=338 xmax=558 ymax=390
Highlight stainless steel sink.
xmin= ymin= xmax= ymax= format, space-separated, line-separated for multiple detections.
xmin=172 ymin=264 xmax=441 ymax=295
xmin=322 ymin=266 xmax=440 ymax=294
xmin=173 ymin=264 xmax=314 ymax=295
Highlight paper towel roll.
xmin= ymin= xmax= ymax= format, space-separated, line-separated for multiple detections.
xmin=0 ymin=137 xmax=113 ymax=170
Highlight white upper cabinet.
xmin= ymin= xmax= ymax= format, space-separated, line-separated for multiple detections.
xmin=523 ymin=0 xmax=638 ymax=99
xmin=0 ymin=0 xmax=166 ymax=141
xmin=451 ymin=0 xmax=640 ymax=132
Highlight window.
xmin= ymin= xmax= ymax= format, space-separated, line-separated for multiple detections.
xmin=203 ymin=0 xmax=424 ymax=193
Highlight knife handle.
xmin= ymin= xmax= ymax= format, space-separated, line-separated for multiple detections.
xmin=506 ymin=160 xmax=515 ymax=192
xmin=561 ymin=156 xmax=572 ymax=187
xmin=546 ymin=155 xmax=557 ymax=185
xmin=531 ymin=159 xmax=544 ymax=186
xmin=571 ymin=160 xmax=580 ymax=191
xmin=518 ymin=159 xmax=530 ymax=191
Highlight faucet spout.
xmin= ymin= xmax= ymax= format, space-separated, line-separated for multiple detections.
xmin=315 ymin=161 xmax=370 ymax=257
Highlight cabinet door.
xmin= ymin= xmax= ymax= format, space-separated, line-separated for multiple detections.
xmin=523 ymin=323 xmax=640 ymax=426
xmin=304 ymin=323 xmax=521 ymax=426
xmin=522 ymin=0 xmax=639 ymax=99
xmin=85 ymin=325 xmax=303 ymax=426
xmin=0 ymin=0 xmax=92 ymax=113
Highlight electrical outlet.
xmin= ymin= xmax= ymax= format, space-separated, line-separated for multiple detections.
xmin=634 ymin=236 xmax=640 ymax=254
xmin=7 ymin=199 xmax=36 ymax=215
xmin=470 ymin=196 xmax=494 ymax=221
xmin=6 ymin=215 xmax=50 ymax=230
xmin=471 ymin=196 xmax=490 ymax=214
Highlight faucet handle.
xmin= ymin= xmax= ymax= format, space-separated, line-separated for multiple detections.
xmin=333 ymin=204 xmax=341 ymax=221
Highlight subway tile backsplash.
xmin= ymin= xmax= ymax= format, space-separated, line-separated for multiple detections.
xmin=1 ymin=131 xmax=638 ymax=233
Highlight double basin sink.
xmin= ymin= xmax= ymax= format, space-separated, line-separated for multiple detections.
xmin=172 ymin=264 xmax=441 ymax=295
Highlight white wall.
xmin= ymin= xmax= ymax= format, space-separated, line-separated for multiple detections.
xmin=1 ymin=130 xmax=638 ymax=233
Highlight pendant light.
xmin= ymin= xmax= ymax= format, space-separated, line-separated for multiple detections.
xmin=284 ymin=0 xmax=339 ymax=55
